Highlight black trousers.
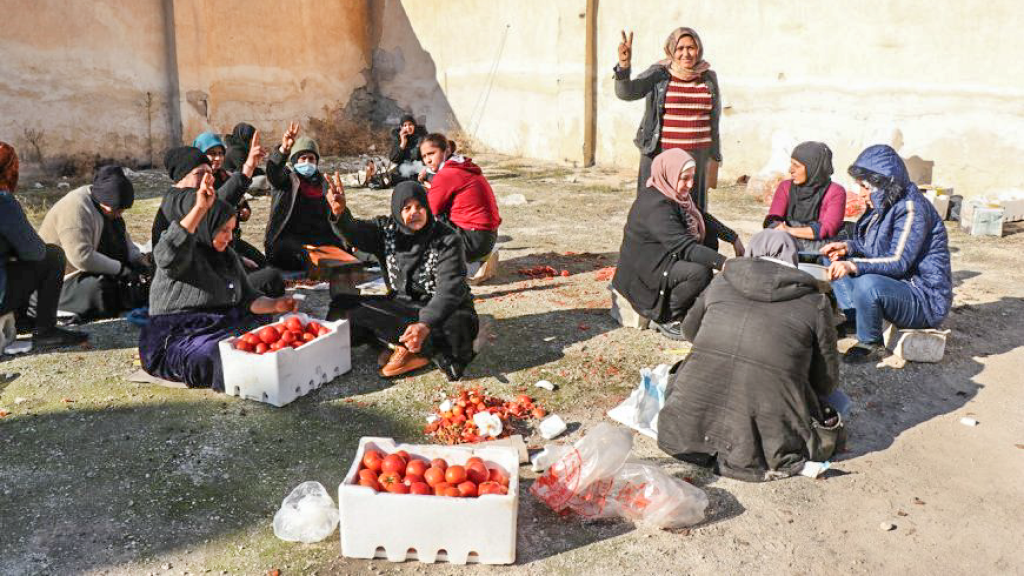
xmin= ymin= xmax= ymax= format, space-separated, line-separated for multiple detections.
xmin=1 ymin=244 xmax=65 ymax=332
xmin=663 ymin=261 xmax=713 ymax=323
xmin=267 ymin=234 xmax=348 ymax=272
xmin=328 ymin=293 xmax=478 ymax=380
xmin=247 ymin=267 xmax=285 ymax=298
xmin=453 ymin=226 xmax=497 ymax=263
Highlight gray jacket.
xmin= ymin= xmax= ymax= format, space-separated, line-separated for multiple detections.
xmin=38 ymin=186 xmax=143 ymax=278
xmin=149 ymin=221 xmax=261 ymax=316
xmin=614 ymin=64 xmax=722 ymax=162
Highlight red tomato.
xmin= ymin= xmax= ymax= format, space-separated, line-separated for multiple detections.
xmin=290 ymin=340 xmax=303 ymax=348
xmin=403 ymin=473 xmax=424 ymax=486
xmin=442 ymin=486 xmax=461 ymax=498
xmin=467 ymin=462 xmax=488 ymax=484
xmin=317 ymin=326 xmax=331 ymax=337
xmin=306 ymin=321 xmax=323 ymax=334
xmin=406 ymin=460 xmax=429 ymax=478
xmin=457 ymin=481 xmax=478 ymax=498
xmin=452 ymin=405 xmax=464 ymax=417
xmin=487 ymin=467 xmax=509 ymax=487
xmin=280 ymin=330 xmax=296 ymax=345
xmin=378 ymin=472 xmax=402 ymax=489
xmin=255 ymin=342 xmax=269 ymax=354
xmin=302 ymin=332 xmax=317 ymax=342
xmin=516 ymin=394 xmax=533 ymax=406
xmin=432 ymin=482 xmax=451 ymax=496
xmin=478 ymin=481 xmax=507 ymax=496
xmin=358 ymin=477 xmax=381 ymax=491
xmin=285 ymin=316 xmax=304 ymax=333
xmin=445 ymin=465 xmax=467 ymax=485
xmin=358 ymin=469 xmax=378 ymax=483
xmin=243 ymin=333 xmax=261 ymax=346
xmin=466 ymin=457 xmax=484 ymax=467
xmin=269 ymin=341 xmax=285 ymax=352
xmin=258 ymin=326 xmax=280 ymax=344
xmin=532 ymin=407 xmax=547 ymax=419
xmin=386 ymin=482 xmax=409 ymax=494
xmin=561 ymin=269 xmax=570 ymax=277
xmin=409 ymin=482 xmax=432 ymax=495
xmin=431 ymin=458 xmax=448 ymax=471
xmin=424 ymin=467 xmax=446 ymax=487
xmin=382 ymin=454 xmax=407 ymax=475
xmin=235 ymin=340 xmax=252 ymax=352
xmin=362 ymin=450 xmax=384 ymax=473
xmin=396 ymin=450 xmax=410 ymax=461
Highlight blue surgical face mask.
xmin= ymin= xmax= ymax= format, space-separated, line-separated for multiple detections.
xmin=294 ymin=162 xmax=318 ymax=178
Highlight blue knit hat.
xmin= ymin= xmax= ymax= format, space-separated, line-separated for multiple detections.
xmin=192 ymin=131 xmax=226 ymax=153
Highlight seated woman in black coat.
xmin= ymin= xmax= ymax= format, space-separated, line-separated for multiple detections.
xmin=139 ymin=173 xmax=297 ymax=391
xmin=657 ymin=230 xmax=843 ymax=482
xmin=324 ymin=177 xmax=478 ymax=381
xmin=612 ymin=148 xmax=743 ymax=340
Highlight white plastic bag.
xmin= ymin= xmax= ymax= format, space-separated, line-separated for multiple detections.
xmin=530 ymin=423 xmax=633 ymax=512
xmin=602 ymin=463 xmax=708 ymax=529
xmin=273 ymin=481 xmax=340 ymax=543
xmin=607 ymin=364 xmax=672 ymax=439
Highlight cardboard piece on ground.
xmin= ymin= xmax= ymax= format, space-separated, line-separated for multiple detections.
xmin=127 ymin=369 xmax=188 ymax=389
xmin=304 ymin=245 xmax=359 ymax=267
xmin=472 ymin=434 xmax=529 ymax=463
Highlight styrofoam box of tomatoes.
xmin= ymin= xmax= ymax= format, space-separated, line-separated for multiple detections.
xmin=339 ymin=436 xmax=519 ymax=565
xmin=218 ymin=312 xmax=351 ymax=407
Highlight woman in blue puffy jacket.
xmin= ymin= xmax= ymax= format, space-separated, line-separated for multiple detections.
xmin=822 ymin=145 xmax=952 ymax=363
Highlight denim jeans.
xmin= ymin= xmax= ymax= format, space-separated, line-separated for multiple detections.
xmin=831 ymin=273 xmax=932 ymax=343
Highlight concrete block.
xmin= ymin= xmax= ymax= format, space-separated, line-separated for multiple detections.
xmin=883 ymin=322 xmax=950 ymax=363
xmin=608 ymin=286 xmax=649 ymax=329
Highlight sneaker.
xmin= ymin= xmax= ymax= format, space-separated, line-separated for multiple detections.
xmin=842 ymin=342 xmax=884 ymax=364
xmin=652 ymin=320 xmax=687 ymax=341
xmin=32 ymin=327 xmax=89 ymax=349
xmin=379 ymin=345 xmax=430 ymax=378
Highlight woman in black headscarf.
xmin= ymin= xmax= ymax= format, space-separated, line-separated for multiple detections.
xmin=764 ymin=142 xmax=847 ymax=253
xmin=139 ymin=173 xmax=297 ymax=391
xmin=324 ymin=177 xmax=478 ymax=380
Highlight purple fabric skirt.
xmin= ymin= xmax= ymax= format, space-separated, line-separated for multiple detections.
xmin=139 ymin=306 xmax=262 ymax=391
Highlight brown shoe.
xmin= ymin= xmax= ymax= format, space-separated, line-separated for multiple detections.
xmin=379 ymin=346 xmax=430 ymax=378
xmin=377 ymin=347 xmax=393 ymax=368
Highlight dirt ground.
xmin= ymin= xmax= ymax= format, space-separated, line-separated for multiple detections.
xmin=2 ymin=154 xmax=1023 ymax=576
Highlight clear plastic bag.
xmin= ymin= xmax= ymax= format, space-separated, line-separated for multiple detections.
xmin=602 ymin=463 xmax=708 ymax=529
xmin=530 ymin=423 xmax=633 ymax=512
xmin=272 ymin=481 xmax=340 ymax=543
xmin=607 ymin=364 xmax=671 ymax=439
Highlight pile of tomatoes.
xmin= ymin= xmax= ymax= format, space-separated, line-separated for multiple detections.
xmin=517 ymin=265 xmax=570 ymax=279
xmin=355 ymin=449 xmax=510 ymax=497
xmin=424 ymin=386 xmax=546 ymax=445
xmin=234 ymin=316 xmax=332 ymax=354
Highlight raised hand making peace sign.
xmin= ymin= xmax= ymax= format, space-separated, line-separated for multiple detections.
xmin=242 ymin=129 xmax=267 ymax=178
xmin=325 ymin=171 xmax=347 ymax=217
xmin=195 ymin=172 xmax=216 ymax=212
xmin=618 ymin=30 xmax=633 ymax=69
xmin=280 ymin=122 xmax=300 ymax=154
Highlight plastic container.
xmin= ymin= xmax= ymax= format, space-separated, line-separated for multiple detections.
xmin=218 ymin=312 xmax=351 ymax=407
xmin=338 ymin=437 xmax=519 ymax=565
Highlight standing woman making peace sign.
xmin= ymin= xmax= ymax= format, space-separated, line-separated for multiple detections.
xmin=615 ymin=28 xmax=722 ymax=213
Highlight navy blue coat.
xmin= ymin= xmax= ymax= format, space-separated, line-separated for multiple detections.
xmin=846 ymin=145 xmax=952 ymax=327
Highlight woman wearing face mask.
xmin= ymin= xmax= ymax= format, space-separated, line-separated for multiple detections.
xmin=615 ymin=27 xmax=722 ymax=213
xmin=324 ymin=176 xmax=478 ymax=381
xmin=821 ymin=145 xmax=952 ymax=364
xmin=139 ymin=173 xmax=297 ymax=390
xmin=612 ymin=148 xmax=743 ymax=341
xmin=264 ymin=122 xmax=349 ymax=271
xmin=764 ymin=142 xmax=847 ymax=253
xmin=418 ymin=133 xmax=501 ymax=265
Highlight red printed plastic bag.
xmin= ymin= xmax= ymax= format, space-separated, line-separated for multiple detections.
xmin=601 ymin=463 xmax=708 ymax=529
xmin=530 ymin=423 xmax=633 ymax=512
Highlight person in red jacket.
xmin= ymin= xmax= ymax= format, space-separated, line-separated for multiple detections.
xmin=418 ymin=133 xmax=501 ymax=263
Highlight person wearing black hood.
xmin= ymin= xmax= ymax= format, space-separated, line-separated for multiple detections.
xmin=264 ymin=122 xmax=350 ymax=271
xmin=324 ymin=175 xmax=478 ymax=380
xmin=39 ymin=165 xmax=151 ymax=319
xmin=153 ymin=144 xmax=283 ymax=297
xmin=764 ymin=142 xmax=848 ymax=253
xmin=139 ymin=173 xmax=297 ymax=391
xmin=657 ymin=229 xmax=843 ymax=482
xmin=380 ymin=114 xmax=428 ymax=186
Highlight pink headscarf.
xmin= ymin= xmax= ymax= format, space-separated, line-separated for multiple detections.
xmin=646 ymin=149 xmax=705 ymax=241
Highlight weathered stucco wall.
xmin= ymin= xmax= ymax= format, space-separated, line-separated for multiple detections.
xmin=595 ymin=1 xmax=1024 ymax=195
xmin=0 ymin=0 xmax=176 ymax=166
xmin=383 ymin=0 xmax=589 ymax=163
xmin=172 ymin=0 xmax=372 ymax=146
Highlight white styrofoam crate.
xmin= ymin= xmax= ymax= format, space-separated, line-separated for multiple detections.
xmin=338 ymin=437 xmax=519 ymax=565
xmin=218 ymin=312 xmax=350 ymax=407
